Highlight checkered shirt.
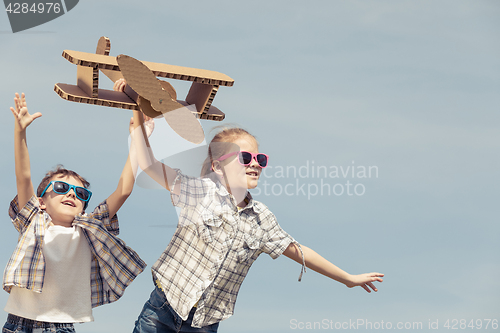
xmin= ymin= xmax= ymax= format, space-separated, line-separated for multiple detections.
xmin=152 ymin=171 xmax=302 ymax=328
xmin=3 ymin=195 xmax=146 ymax=308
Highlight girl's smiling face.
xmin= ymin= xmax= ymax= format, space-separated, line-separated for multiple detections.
xmin=215 ymin=135 xmax=262 ymax=199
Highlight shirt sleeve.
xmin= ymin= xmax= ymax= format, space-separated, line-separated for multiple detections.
xmin=8 ymin=195 xmax=40 ymax=234
xmin=259 ymin=209 xmax=296 ymax=260
xmin=170 ymin=170 xmax=211 ymax=210
xmin=87 ymin=200 xmax=119 ymax=236
xmin=259 ymin=208 xmax=307 ymax=281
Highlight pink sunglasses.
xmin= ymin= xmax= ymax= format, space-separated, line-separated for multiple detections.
xmin=217 ymin=151 xmax=269 ymax=168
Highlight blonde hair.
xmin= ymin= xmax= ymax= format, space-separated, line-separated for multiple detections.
xmin=200 ymin=126 xmax=257 ymax=182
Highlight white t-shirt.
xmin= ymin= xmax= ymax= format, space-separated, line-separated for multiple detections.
xmin=5 ymin=224 xmax=93 ymax=323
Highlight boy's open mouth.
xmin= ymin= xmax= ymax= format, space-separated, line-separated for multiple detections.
xmin=62 ymin=200 xmax=76 ymax=207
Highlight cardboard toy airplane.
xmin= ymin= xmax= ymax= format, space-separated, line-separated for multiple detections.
xmin=54 ymin=37 xmax=234 ymax=144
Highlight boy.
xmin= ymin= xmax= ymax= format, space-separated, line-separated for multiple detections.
xmin=3 ymin=93 xmax=146 ymax=332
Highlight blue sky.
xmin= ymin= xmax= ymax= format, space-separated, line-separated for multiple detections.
xmin=1 ymin=1 xmax=499 ymax=332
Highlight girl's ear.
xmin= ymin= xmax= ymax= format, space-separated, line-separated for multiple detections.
xmin=212 ymin=161 xmax=223 ymax=176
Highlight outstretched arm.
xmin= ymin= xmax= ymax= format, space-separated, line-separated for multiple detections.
xmin=10 ymin=93 xmax=42 ymax=208
xmin=114 ymin=79 xmax=179 ymax=194
xmin=283 ymin=243 xmax=384 ymax=293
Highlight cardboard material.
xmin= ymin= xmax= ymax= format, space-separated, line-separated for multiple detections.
xmin=116 ymin=54 xmax=183 ymax=113
xmin=62 ymin=50 xmax=234 ymax=86
xmin=76 ymin=65 xmax=98 ymax=98
xmin=54 ymin=83 xmax=137 ymax=109
xmin=95 ymin=36 xmax=123 ymax=83
xmin=186 ymin=82 xmax=216 ymax=113
xmin=116 ymin=54 xmax=205 ymax=144
xmin=163 ymin=107 xmax=205 ymax=145
xmin=95 ymin=36 xmax=110 ymax=56
xmin=55 ymin=80 xmax=225 ymax=121
xmin=137 ymin=97 xmax=161 ymax=118
xmin=160 ymin=81 xmax=177 ymax=100
xmin=54 ymin=37 xmax=233 ymax=140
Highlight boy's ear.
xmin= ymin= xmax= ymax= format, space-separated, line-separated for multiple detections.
xmin=38 ymin=197 xmax=46 ymax=210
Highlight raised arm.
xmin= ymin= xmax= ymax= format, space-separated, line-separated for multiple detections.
xmin=130 ymin=111 xmax=179 ymax=194
xmin=114 ymin=79 xmax=179 ymax=194
xmin=283 ymin=243 xmax=384 ymax=293
xmin=106 ymin=111 xmax=154 ymax=217
xmin=10 ymin=93 xmax=42 ymax=208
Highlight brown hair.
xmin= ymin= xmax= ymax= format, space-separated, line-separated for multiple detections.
xmin=200 ymin=127 xmax=257 ymax=182
xmin=37 ymin=165 xmax=90 ymax=197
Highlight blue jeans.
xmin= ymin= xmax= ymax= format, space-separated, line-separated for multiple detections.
xmin=133 ymin=286 xmax=219 ymax=333
xmin=3 ymin=314 xmax=75 ymax=333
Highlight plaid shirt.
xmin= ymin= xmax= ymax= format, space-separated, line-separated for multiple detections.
xmin=152 ymin=171 xmax=303 ymax=328
xmin=3 ymin=195 xmax=146 ymax=308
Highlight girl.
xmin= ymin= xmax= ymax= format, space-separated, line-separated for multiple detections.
xmin=121 ymin=79 xmax=384 ymax=333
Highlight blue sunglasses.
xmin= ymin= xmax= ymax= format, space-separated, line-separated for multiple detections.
xmin=40 ymin=181 xmax=92 ymax=209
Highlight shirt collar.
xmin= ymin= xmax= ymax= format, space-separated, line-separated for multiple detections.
xmin=238 ymin=192 xmax=262 ymax=213
xmin=213 ymin=181 xmax=262 ymax=213
xmin=214 ymin=180 xmax=230 ymax=197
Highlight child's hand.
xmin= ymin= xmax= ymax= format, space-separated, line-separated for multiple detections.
xmin=114 ymin=78 xmax=127 ymax=92
xmin=10 ymin=93 xmax=42 ymax=130
xmin=118 ymin=78 xmax=155 ymax=138
xmin=129 ymin=114 xmax=155 ymax=138
xmin=345 ymin=272 xmax=384 ymax=293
